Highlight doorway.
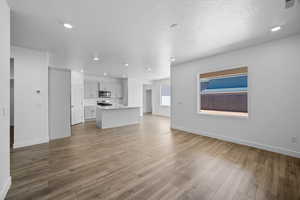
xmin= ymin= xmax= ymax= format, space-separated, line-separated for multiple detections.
xmin=48 ymin=68 xmax=71 ymax=140
xmin=145 ymin=89 xmax=152 ymax=114
xmin=71 ymin=71 xmax=84 ymax=126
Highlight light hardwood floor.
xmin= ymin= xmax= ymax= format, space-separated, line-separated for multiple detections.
xmin=6 ymin=115 xmax=300 ymax=200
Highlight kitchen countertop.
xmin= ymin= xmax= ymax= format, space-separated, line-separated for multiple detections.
xmin=84 ymin=104 xmax=97 ymax=107
xmin=97 ymin=105 xmax=140 ymax=110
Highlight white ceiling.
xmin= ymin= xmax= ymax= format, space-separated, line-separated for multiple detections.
xmin=9 ymin=0 xmax=300 ymax=81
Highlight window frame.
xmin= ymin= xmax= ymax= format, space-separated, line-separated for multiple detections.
xmin=160 ymin=84 xmax=171 ymax=107
xmin=196 ymin=67 xmax=249 ymax=119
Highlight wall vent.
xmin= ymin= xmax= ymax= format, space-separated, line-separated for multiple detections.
xmin=285 ymin=0 xmax=295 ymax=8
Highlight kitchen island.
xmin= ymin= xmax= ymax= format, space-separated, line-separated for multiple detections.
xmin=96 ymin=106 xmax=141 ymax=129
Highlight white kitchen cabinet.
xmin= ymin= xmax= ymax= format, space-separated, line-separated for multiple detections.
xmin=99 ymin=81 xmax=105 ymax=90
xmin=114 ymin=83 xmax=122 ymax=98
xmin=93 ymin=79 xmax=123 ymax=99
xmin=84 ymin=80 xmax=99 ymax=99
xmin=109 ymin=82 xmax=122 ymax=98
xmin=84 ymin=105 xmax=96 ymax=120
xmin=109 ymin=82 xmax=116 ymax=98
xmin=100 ymin=81 xmax=109 ymax=91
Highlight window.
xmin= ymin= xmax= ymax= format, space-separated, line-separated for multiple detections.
xmin=160 ymin=85 xmax=171 ymax=106
xmin=199 ymin=67 xmax=248 ymax=117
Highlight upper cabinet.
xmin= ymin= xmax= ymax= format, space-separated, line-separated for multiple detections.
xmin=84 ymin=80 xmax=99 ymax=99
xmin=84 ymin=77 xmax=124 ymax=99
xmin=100 ymin=81 xmax=108 ymax=91
xmin=99 ymin=80 xmax=123 ymax=98
xmin=114 ymin=83 xmax=123 ymax=98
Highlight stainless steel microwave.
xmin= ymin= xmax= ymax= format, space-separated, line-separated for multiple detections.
xmin=99 ymin=90 xmax=111 ymax=98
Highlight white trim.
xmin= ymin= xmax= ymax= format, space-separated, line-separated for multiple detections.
xmin=13 ymin=137 xmax=49 ymax=149
xmin=160 ymin=84 xmax=171 ymax=107
xmin=160 ymin=105 xmax=170 ymax=107
xmin=197 ymin=110 xmax=248 ymax=119
xmin=0 ymin=176 xmax=11 ymax=200
xmin=196 ymin=73 xmax=200 ymax=112
xmin=152 ymin=112 xmax=170 ymax=118
xmin=172 ymin=125 xmax=300 ymax=158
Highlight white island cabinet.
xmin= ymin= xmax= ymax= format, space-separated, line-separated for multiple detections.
xmin=96 ymin=106 xmax=140 ymax=129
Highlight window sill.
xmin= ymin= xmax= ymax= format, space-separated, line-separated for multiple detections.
xmin=198 ymin=110 xmax=248 ymax=119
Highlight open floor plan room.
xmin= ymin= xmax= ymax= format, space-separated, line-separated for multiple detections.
xmin=1 ymin=0 xmax=300 ymax=199
xmin=6 ymin=115 xmax=300 ymax=200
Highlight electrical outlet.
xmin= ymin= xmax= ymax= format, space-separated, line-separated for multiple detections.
xmin=291 ymin=137 xmax=297 ymax=144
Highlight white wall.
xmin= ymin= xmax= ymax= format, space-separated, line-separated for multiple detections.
xmin=11 ymin=46 xmax=49 ymax=148
xmin=0 ymin=0 xmax=11 ymax=198
xmin=171 ymin=34 xmax=300 ymax=158
xmin=127 ymin=79 xmax=143 ymax=116
xmin=152 ymin=79 xmax=170 ymax=117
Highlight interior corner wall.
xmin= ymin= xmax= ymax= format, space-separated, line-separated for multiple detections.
xmin=152 ymin=79 xmax=170 ymax=117
xmin=0 ymin=0 xmax=11 ymax=198
xmin=171 ymin=34 xmax=300 ymax=158
xmin=12 ymin=46 xmax=49 ymax=148
xmin=127 ymin=79 xmax=143 ymax=116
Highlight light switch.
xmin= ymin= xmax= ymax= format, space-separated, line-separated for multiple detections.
xmin=1 ymin=107 xmax=9 ymax=117
xmin=0 ymin=107 xmax=5 ymax=117
xmin=3 ymin=107 xmax=6 ymax=116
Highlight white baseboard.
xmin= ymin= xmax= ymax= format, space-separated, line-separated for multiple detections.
xmin=13 ymin=137 xmax=49 ymax=149
xmin=152 ymin=112 xmax=170 ymax=117
xmin=172 ymin=125 xmax=300 ymax=158
xmin=0 ymin=176 xmax=11 ymax=200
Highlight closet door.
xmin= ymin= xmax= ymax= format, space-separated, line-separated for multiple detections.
xmin=49 ymin=68 xmax=71 ymax=140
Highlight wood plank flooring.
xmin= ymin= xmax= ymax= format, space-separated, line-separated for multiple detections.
xmin=6 ymin=115 xmax=300 ymax=200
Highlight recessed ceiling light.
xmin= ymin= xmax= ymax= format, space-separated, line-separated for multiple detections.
xmin=170 ymin=57 xmax=176 ymax=62
xmin=80 ymin=69 xmax=84 ymax=73
xmin=271 ymin=26 xmax=281 ymax=32
xmin=124 ymin=63 xmax=129 ymax=67
xmin=93 ymin=57 xmax=100 ymax=61
xmin=170 ymin=23 xmax=178 ymax=28
xmin=103 ymin=72 xmax=107 ymax=76
xmin=63 ymin=23 xmax=73 ymax=29
xmin=146 ymin=67 xmax=152 ymax=72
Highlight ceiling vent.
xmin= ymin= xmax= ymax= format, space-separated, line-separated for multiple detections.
xmin=285 ymin=0 xmax=295 ymax=8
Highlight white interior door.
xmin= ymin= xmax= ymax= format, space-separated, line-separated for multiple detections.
xmin=71 ymin=71 xmax=84 ymax=125
xmin=49 ymin=68 xmax=71 ymax=140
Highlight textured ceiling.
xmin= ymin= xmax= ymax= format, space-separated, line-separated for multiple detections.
xmin=9 ymin=0 xmax=300 ymax=80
